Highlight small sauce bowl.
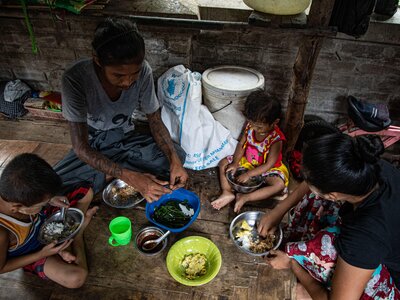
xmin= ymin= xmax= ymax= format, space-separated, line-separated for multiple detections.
xmin=135 ymin=226 xmax=168 ymax=256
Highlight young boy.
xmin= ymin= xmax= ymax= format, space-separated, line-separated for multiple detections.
xmin=0 ymin=153 xmax=98 ymax=288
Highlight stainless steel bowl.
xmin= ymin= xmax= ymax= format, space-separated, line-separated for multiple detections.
xmin=103 ymin=179 xmax=145 ymax=209
xmin=229 ymin=211 xmax=283 ymax=256
xmin=135 ymin=226 xmax=168 ymax=256
xmin=226 ymin=167 xmax=264 ymax=194
xmin=38 ymin=208 xmax=84 ymax=244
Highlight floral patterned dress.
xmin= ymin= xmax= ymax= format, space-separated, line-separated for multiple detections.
xmin=238 ymin=123 xmax=289 ymax=187
xmin=284 ymin=191 xmax=400 ymax=299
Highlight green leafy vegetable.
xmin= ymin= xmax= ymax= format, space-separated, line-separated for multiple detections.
xmin=152 ymin=199 xmax=194 ymax=228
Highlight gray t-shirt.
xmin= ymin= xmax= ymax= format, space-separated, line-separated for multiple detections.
xmin=61 ymin=59 xmax=159 ymax=133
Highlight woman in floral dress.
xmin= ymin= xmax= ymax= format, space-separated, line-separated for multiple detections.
xmin=258 ymin=134 xmax=400 ymax=299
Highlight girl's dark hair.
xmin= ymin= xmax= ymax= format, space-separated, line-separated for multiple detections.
xmin=0 ymin=153 xmax=62 ymax=206
xmin=92 ymin=17 xmax=145 ymax=66
xmin=302 ymin=133 xmax=384 ymax=196
xmin=243 ymin=91 xmax=282 ymax=124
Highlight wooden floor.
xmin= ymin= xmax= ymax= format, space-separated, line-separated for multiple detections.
xmin=0 ymin=138 xmax=297 ymax=300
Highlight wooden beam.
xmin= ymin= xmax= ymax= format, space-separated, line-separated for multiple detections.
xmin=283 ymin=0 xmax=336 ymax=156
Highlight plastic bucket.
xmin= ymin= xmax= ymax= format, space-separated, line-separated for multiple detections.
xmin=202 ymin=65 xmax=264 ymax=139
xmin=243 ymin=0 xmax=311 ymax=15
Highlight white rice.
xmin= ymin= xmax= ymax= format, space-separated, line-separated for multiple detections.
xmin=44 ymin=222 xmax=65 ymax=235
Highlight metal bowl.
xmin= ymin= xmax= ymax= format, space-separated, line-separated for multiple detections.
xmin=226 ymin=167 xmax=264 ymax=194
xmin=135 ymin=226 xmax=168 ymax=256
xmin=38 ymin=208 xmax=84 ymax=245
xmin=229 ymin=211 xmax=283 ymax=256
xmin=102 ymin=179 xmax=145 ymax=209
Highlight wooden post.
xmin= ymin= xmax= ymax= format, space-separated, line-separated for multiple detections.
xmin=283 ymin=0 xmax=336 ymax=156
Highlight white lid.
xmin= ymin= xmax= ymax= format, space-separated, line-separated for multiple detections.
xmin=202 ymin=65 xmax=264 ymax=93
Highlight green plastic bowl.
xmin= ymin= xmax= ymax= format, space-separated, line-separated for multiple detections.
xmin=166 ymin=236 xmax=222 ymax=286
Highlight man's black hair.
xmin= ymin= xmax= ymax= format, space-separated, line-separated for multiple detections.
xmin=92 ymin=17 xmax=145 ymax=66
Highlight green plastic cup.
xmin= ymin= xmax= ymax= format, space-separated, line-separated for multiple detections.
xmin=108 ymin=216 xmax=132 ymax=246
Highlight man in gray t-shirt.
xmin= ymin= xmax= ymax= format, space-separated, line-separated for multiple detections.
xmin=54 ymin=17 xmax=188 ymax=202
xmin=62 ymin=59 xmax=158 ymax=134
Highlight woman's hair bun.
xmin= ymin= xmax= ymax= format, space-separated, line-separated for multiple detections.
xmin=352 ymin=135 xmax=384 ymax=164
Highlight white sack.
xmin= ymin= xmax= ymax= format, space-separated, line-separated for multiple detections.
xmin=158 ymin=65 xmax=237 ymax=170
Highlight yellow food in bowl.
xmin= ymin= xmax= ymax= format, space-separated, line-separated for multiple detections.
xmin=181 ymin=253 xmax=207 ymax=280
xmin=166 ymin=236 xmax=222 ymax=286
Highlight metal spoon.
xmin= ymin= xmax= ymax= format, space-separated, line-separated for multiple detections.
xmin=142 ymin=230 xmax=171 ymax=251
xmin=60 ymin=207 xmax=67 ymax=223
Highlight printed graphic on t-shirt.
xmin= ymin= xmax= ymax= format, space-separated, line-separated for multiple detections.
xmin=112 ymin=114 xmax=130 ymax=126
xmin=88 ymin=114 xmax=105 ymax=124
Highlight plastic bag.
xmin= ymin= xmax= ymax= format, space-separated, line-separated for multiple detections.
xmin=4 ymin=79 xmax=31 ymax=102
xmin=329 ymin=0 xmax=376 ymax=37
xmin=158 ymin=65 xmax=237 ymax=170
xmin=375 ymin=0 xmax=398 ymax=17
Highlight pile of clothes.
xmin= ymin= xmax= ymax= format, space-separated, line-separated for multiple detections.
xmin=0 ymin=79 xmax=63 ymax=119
xmin=0 ymin=80 xmax=31 ymax=118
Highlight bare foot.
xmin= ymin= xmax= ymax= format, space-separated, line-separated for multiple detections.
xmin=79 ymin=206 xmax=99 ymax=233
xmin=234 ymin=193 xmax=248 ymax=213
xmin=58 ymin=250 xmax=76 ymax=263
xmin=211 ymin=192 xmax=235 ymax=210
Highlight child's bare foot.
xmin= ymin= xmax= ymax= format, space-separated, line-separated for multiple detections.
xmin=79 ymin=206 xmax=99 ymax=233
xmin=58 ymin=250 xmax=76 ymax=263
xmin=234 ymin=193 xmax=248 ymax=213
xmin=211 ymin=192 xmax=235 ymax=210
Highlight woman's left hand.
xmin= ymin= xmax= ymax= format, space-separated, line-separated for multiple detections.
xmin=49 ymin=196 xmax=69 ymax=208
xmin=264 ymin=250 xmax=291 ymax=270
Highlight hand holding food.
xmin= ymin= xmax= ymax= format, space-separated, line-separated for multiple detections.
xmin=226 ymin=162 xmax=239 ymax=174
xmin=122 ymin=170 xmax=170 ymax=202
xmin=235 ymin=220 xmax=276 ymax=254
xmin=236 ymin=172 xmax=251 ymax=184
xmin=257 ymin=212 xmax=281 ymax=237
xmin=169 ymin=162 xmax=189 ymax=190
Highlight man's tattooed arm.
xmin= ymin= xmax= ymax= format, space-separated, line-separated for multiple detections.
xmin=147 ymin=109 xmax=179 ymax=163
xmin=69 ymin=122 xmax=123 ymax=178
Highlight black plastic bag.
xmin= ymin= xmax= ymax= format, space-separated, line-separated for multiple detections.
xmin=329 ymin=0 xmax=377 ymax=37
xmin=375 ymin=0 xmax=398 ymax=17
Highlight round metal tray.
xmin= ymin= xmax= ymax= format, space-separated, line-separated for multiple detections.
xmin=38 ymin=208 xmax=84 ymax=244
xmin=102 ymin=179 xmax=145 ymax=209
xmin=229 ymin=211 xmax=283 ymax=256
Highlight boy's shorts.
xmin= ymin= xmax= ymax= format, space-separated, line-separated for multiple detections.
xmin=23 ymin=258 xmax=47 ymax=279
xmin=22 ymin=183 xmax=91 ymax=280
